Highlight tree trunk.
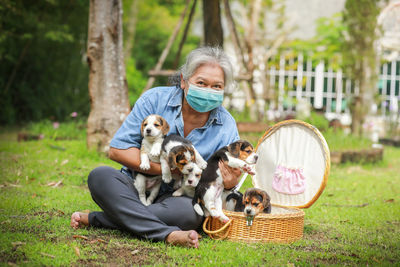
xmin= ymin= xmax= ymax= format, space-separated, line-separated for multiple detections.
xmin=87 ymin=0 xmax=130 ymax=153
xmin=203 ymin=0 xmax=223 ymax=47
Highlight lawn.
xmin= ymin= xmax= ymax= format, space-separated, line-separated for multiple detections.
xmin=0 ymin=123 xmax=399 ymax=266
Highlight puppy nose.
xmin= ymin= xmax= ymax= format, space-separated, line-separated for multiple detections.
xmin=146 ymin=129 xmax=151 ymax=134
xmin=188 ymin=180 xmax=192 ymax=185
xmin=254 ymin=155 xmax=258 ymax=161
xmin=245 ymin=208 xmax=251 ymax=214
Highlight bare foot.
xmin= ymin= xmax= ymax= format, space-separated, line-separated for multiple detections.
xmin=165 ymin=230 xmax=200 ymax=248
xmin=70 ymin=212 xmax=89 ymax=229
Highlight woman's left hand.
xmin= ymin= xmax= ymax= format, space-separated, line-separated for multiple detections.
xmin=218 ymin=161 xmax=242 ymax=190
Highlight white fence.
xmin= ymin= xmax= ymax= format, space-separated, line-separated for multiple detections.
xmin=251 ymin=54 xmax=400 ymax=121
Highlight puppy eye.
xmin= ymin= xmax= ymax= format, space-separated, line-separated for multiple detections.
xmin=154 ymin=123 xmax=160 ymax=127
xmin=253 ymin=203 xmax=259 ymax=207
xmin=144 ymin=123 xmax=148 ymax=127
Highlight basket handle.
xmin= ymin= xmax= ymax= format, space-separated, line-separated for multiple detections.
xmin=202 ymin=217 xmax=232 ymax=240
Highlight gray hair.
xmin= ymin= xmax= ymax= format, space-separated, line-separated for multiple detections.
xmin=169 ymin=46 xmax=234 ymax=91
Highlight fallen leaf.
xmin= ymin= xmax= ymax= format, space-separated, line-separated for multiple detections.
xmin=61 ymin=159 xmax=69 ymax=166
xmin=12 ymin=241 xmax=26 ymax=247
xmin=40 ymin=252 xmax=55 ymax=258
xmin=73 ymin=235 xmax=88 ymax=240
xmin=32 ymin=194 xmax=37 ymax=198
xmin=384 ymin=199 xmax=394 ymax=203
xmin=74 ymin=246 xmax=80 ymax=257
xmin=8 ymin=184 xmax=22 ymax=188
xmin=131 ymin=249 xmax=139 ymax=255
xmin=372 ymin=257 xmax=381 ymax=263
xmin=97 ymin=238 xmax=107 ymax=244
xmin=47 ymin=180 xmax=63 ymax=188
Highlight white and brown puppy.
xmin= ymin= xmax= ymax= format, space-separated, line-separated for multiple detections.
xmin=160 ymin=134 xmax=207 ymax=187
xmin=172 ymin=169 xmax=201 ymax=198
xmin=193 ymin=140 xmax=258 ymax=223
xmin=139 ymin=114 xmax=170 ymax=170
xmin=135 ymin=114 xmax=169 ymax=206
xmin=243 ymin=187 xmax=271 ymax=226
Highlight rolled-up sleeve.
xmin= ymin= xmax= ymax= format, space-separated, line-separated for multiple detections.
xmin=110 ymin=95 xmax=154 ymax=149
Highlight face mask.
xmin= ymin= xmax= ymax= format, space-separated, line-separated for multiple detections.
xmin=185 ymin=83 xmax=224 ymax=113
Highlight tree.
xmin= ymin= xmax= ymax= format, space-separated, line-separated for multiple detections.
xmin=86 ymin=0 xmax=131 ymax=153
xmin=203 ymin=0 xmax=223 ymax=46
xmin=342 ymin=0 xmax=381 ymax=136
xmin=0 ymin=0 xmax=89 ymax=124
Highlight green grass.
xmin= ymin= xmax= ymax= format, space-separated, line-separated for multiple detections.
xmin=0 ymin=122 xmax=399 ymax=266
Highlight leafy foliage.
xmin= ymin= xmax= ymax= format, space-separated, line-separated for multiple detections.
xmin=282 ymin=13 xmax=346 ymax=70
xmin=0 ymin=0 xmax=90 ymax=124
xmin=128 ymin=0 xmax=200 ymax=96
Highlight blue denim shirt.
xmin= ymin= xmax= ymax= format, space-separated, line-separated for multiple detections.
xmin=110 ymin=86 xmax=240 ymax=160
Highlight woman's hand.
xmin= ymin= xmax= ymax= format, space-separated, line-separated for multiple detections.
xmin=218 ymin=161 xmax=242 ymax=190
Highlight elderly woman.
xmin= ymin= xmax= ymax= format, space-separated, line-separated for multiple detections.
xmin=71 ymin=46 xmax=241 ymax=248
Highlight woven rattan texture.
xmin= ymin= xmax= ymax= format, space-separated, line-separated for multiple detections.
xmin=204 ymin=206 xmax=305 ymax=243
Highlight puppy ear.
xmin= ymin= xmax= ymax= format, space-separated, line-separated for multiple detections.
xmin=228 ymin=142 xmax=241 ymax=157
xmin=140 ymin=118 xmax=147 ymax=136
xmin=257 ymin=189 xmax=271 ymax=212
xmin=158 ymin=116 xmax=170 ymax=136
xmin=168 ymin=151 xmax=177 ymax=169
xmin=187 ymin=146 xmax=195 ymax=161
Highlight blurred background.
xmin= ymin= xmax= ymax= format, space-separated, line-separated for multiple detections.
xmin=1 ymin=0 xmax=399 ymax=145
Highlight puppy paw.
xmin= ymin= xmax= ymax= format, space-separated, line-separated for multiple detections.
xmin=140 ymin=161 xmax=150 ymax=170
xmin=150 ymin=144 xmax=161 ymax=157
xmin=198 ymin=160 xmax=207 ymax=170
xmin=172 ymin=190 xmax=183 ymax=197
xmin=162 ymin=174 xmax=172 ymax=184
xmin=242 ymin=164 xmax=255 ymax=175
xmin=218 ymin=215 xmax=230 ymax=224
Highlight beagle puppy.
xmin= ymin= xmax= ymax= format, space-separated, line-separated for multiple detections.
xmin=160 ymin=134 xmax=207 ymax=195
xmin=193 ymin=140 xmax=258 ymax=223
xmin=134 ymin=114 xmax=170 ymax=205
xmin=243 ymin=188 xmax=271 ymax=226
xmin=139 ymin=114 xmax=170 ymax=170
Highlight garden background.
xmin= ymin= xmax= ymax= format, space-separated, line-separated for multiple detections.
xmin=1 ymin=0 xmax=399 ymax=266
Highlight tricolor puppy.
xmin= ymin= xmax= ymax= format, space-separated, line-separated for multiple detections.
xmin=172 ymin=169 xmax=201 ymax=198
xmin=139 ymin=114 xmax=170 ymax=170
xmin=135 ymin=114 xmax=170 ymax=206
xmin=160 ymin=134 xmax=207 ymax=187
xmin=243 ymin=188 xmax=271 ymax=225
xmin=193 ymin=140 xmax=258 ymax=223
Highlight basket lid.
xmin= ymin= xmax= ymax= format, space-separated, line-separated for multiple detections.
xmin=252 ymin=120 xmax=330 ymax=209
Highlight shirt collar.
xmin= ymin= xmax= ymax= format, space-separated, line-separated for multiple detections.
xmin=167 ymin=86 xmax=223 ymax=126
xmin=167 ymin=86 xmax=183 ymax=108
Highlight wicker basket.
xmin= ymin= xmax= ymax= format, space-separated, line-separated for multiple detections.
xmin=203 ymin=205 xmax=305 ymax=243
xmin=203 ymin=120 xmax=330 ymax=243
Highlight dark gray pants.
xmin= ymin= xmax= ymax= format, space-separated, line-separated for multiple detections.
xmin=87 ymin=166 xmax=203 ymax=241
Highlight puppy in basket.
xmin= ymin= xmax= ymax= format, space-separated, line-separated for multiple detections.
xmin=134 ymin=114 xmax=169 ymax=206
xmin=160 ymin=134 xmax=207 ymax=197
xmin=243 ymin=187 xmax=271 ymax=226
xmin=193 ymin=140 xmax=258 ymax=223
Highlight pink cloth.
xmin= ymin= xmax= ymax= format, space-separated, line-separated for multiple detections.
xmin=272 ymin=165 xmax=306 ymax=195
